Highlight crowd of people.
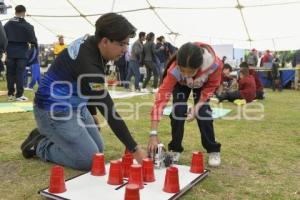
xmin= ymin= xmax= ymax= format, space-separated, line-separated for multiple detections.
xmin=117 ymin=32 xmax=177 ymax=93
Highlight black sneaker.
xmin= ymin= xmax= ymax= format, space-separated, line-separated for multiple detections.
xmin=21 ymin=128 xmax=44 ymax=159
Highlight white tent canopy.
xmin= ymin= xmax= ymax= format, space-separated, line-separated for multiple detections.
xmin=1 ymin=0 xmax=300 ymax=51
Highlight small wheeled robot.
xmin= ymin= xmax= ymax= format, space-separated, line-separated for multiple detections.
xmin=149 ymin=143 xmax=176 ymax=169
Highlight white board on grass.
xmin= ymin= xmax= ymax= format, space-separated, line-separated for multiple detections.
xmin=39 ymin=164 xmax=209 ymax=200
xmin=163 ymin=106 xmax=231 ymax=119
xmin=108 ymin=90 xmax=150 ymax=99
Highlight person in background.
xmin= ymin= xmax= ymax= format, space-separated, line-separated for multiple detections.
xmin=54 ymin=35 xmax=67 ymax=57
xmin=261 ymin=50 xmax=273 ymax=67
xmin=271 ymin=60 xmax=282 ymax=91
xmin=114 ymin=52 xmax=128 ymax=86
xmin=0 ymin=20 xmax=7 ymax=51
xmin=24 ymin=46 xmax=41 ymax=90
xmin=217 ymin=62 xmax=256 ymax=103
xmin=160 ymin=36 xmax=176 ymax=60
xmin=155 ymin=36 xmax=168 ymax=81
xmin=247 ymin=63 xmax=264 ymax=99
xmin=4 ymin=5 xmax=37 ymax=101
xmin=216 ymin=63 xmax=237 ymax=95
xmin=247 ymin=48 xmax=258 ymax=67
xmin=124 ymin=31 xmax=145 ymax=91
xmin=292 ymin=49 xmax=300 ymax=68
xmin=292 ymin=49 xmax=300 ymax=89
xmin=141 ymin=32 xmax=159 ymax=93
xmin=221 ymin=56 xmax=227 ymax=64
xmin=0 ymin=21 xmax=6 ymax=79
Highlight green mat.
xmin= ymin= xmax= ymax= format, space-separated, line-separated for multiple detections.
xmin=0 ymin=102 xmax=33 ymax=113
xmin=163 ymin=106 xmax=232 ymax=119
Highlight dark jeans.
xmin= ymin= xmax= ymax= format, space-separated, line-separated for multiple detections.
xmin=125 ymin=60 xmax=140 ymax=90
xmin=116 ymin=62 xmax=128 ymax=85
xmin=256 ymin=90 xmax=265 ymax=99
xmin=142 ymin=61 xmax=159 ymax=89
xmin=271 ymin=78 xmax=282 ymax=92
xmin=6 ymin=58 xmax=27 ymax=97
xmin=168 ymin=84 xmax=221 ymax=153
xmin=217 ymin=90 xmax=242 ymax=102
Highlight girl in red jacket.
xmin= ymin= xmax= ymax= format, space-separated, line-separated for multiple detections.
xmin=148 ymin=42 xmax=223 ymax=167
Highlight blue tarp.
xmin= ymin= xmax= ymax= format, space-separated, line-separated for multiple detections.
xmin=257 ymin=69 xmax=295 ymax=87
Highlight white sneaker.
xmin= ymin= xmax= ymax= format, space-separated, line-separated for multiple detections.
xmin=8 ymin=95 xmax=15 ymax=101
xmin=24 ymin=87 xmax=33 ymax=91
xmin=141 ymin=88 xmax=149 ymax=93
xmin=171 ymin=152 xmax=181 ymax=163
xmin=15 ymin=96 xmax=28 ymax=101
xmin=152 ymin=88 xmax=158 ymax=93
xmin=208 ymin=152 xmax=221 ymax=167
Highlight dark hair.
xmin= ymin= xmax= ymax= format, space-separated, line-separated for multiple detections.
xmin=156 ymin=36 xmax=162 ymax=42
xmin=240 ymin=66 xmax=249 ymax=76
xmin=223 ymin=63 xmax=232 ymax=72
xmin=177 ymin=42 xmax=203 ymax=69
xmin=138 ymin=32 xmax=146 ymax=39
xmin=95 ymin=13 xmax=136 ymax=43
xmin=239 ymin=61 xmax=249 ymax=68
xmin=15 ymin=5 xmax=26 ymax=13
xmin=146 ymin=32 xmax=155 ymax=42
xmin=161 ymin=42 xmax=203 ymax=82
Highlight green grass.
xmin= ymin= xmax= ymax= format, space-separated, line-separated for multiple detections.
xmin=0 ymin=80 xmax=299 ymax=200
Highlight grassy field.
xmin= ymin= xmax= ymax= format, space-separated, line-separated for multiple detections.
xmin=0 ymin=80 xmax=299 ymax=200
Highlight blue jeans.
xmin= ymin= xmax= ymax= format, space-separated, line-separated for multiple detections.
xmin=125 ymin=60 xmax=141 ymax=90
xmin=34 ymin=105 xmax=104 ymax=170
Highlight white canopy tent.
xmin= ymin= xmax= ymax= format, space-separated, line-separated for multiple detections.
xmin=1 ymin=0 xmax=300 ymax=51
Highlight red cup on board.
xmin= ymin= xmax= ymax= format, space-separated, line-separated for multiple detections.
xmin=128 ymin=164 xmax=144 ymax=189
xmin=107 ymin=160 xmax=123 ymax=185
xmin=49 ymin=165 xmax=66 ymax=193
xmin=122 ymin=154 xmax=133 ymax=178
xmin=124 ymin=183 xmax=140 ymax=200
xmin=142 ymin=158 xmax=155 ymax=182
xmin=91 ymin=153 xmax=106 ymax=176
xmin=163 ymin=166 xmax=180 ymax=193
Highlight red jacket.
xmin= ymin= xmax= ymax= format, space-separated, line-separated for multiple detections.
xmin=249 ymin=68 xmax=263 ymax=92
xmin=238 ymin=75 xmax=256 ymax=103
xmin=151 ymin=42 xmax=223 ymax=121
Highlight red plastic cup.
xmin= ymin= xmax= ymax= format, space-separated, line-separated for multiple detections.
xmin=190 ymin=152 xmax=204 ymax=174
xmin=124 ymin=184 xmax=140 ymax=200
xmin=128 ymin=164 xmax=144 ymax=189
xmin=49 ymin=165 xmax=66 ymax=193
xmin=122 ymin=154 xmax=133 ymax=178
xmin=91 ymin=153 xmax=106 ymax=176
xmin=142 ymin=158 xmax=155 ymax=182
xmin=163 ymin=166 xmax=180 ymax=193
xmin=107 ymin=160 xmax=123 ymax=185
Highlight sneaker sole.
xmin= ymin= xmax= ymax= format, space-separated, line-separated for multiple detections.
xmin=20 ymin=134 xmax=42 ymax=151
